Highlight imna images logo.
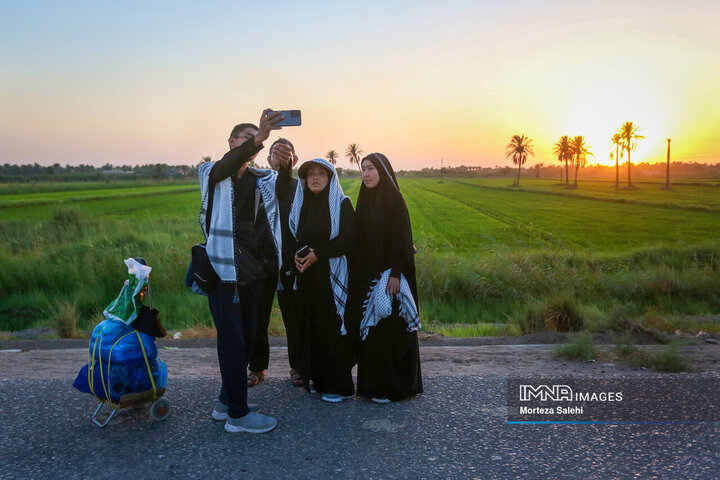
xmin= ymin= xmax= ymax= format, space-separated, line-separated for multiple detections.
xmin=518 ymin=384 xmax=623 ymax=402
xmin=519 ymin=384 xmax=573 ymax=402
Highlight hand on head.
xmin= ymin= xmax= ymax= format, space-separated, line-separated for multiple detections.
xmin=269 ymin=143 xmax=295 ymax=169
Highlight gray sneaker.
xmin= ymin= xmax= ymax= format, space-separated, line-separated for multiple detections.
xmin=225 ymin=411 xmax=278 ymax=434
xmin=321 ymin=393 xmax=354 ymax=403
xmin=212 ymin=400 xmax=259 ymax=421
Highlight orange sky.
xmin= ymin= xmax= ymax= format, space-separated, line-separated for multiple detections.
xmin=1 ymin=1 xmax=719 ymax=170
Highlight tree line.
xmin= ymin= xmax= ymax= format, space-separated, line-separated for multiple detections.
xmin=4 ymin=130 xmax=719 ymax=183
xmin=0 ymin=163 xmax=198 ymax=183
xmin=505 ymin=122 xmax=681 ymax=188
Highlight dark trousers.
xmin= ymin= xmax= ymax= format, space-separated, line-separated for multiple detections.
xmin=277 ymin=287 xmax=300 ymax=370
xmin=208 ymin=282 xmax=259 ymax=419
xmin=249 ymin=277 xmax=302 ymax=372
xmin=248 ymin=276 xmax=277 ymax=372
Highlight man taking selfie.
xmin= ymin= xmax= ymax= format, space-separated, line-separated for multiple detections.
xmin=198 ymin=109 xmax=293 ymax=434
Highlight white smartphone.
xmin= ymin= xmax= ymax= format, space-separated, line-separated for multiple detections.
xmin=270 ymin=109 xmax=301 ymax=127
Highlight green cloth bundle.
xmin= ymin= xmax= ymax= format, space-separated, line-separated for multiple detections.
xmin=103 ymin=258 xmax=152 ymax=325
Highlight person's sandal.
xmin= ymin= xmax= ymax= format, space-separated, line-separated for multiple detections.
xmin=289 ymin=369 xmax=303 ymax=387
xmin=247 ymin=370 xmax=265 ymax=387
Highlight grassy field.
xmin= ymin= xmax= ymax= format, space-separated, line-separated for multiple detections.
xmin=454 ymin=177 xmax=720 ymax=212
xmin=1 ymin=176 xmax=719 ymax=337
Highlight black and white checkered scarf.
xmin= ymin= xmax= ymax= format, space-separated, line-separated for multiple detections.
xmin=198 ymin=162 xmax=281 ymax=283
xmin=360 ymin=269 xmax=421 ymax=340
xmin=288 ymin=158 xmax=350 ymax=334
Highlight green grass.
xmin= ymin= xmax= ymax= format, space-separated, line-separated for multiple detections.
xmin=1 ymin=177 xmax=719 ymax=335
xmin=412 ymin=178 xmax=719 ymax=251
xmin=0 ymin=185 xmax=196 ymax=206
xmin=610 ymin=336 xmax=693 ymax=372
xmin=555 ymin=333 xmax=599 ymax=361
xmin=454 ymin=177 xmax=720 ymax=212
xmin=556 ymin=333 xmax=693 ymax=372
xmin=425 ymin=321 xmax=520 ymax=337
xmin=0 ymin=187 xmax=199 ymax=220
xmin=0 ymin=179 xmax=195 ymax=196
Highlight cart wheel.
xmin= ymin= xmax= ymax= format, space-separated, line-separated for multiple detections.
xmin=150 ymin=398 xmax=171 ymax=421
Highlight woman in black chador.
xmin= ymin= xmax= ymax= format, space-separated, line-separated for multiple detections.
xmin=352 ymin=153 xmax=423 ymax=403
xmin=289 ymin=158 xmax=356 ymax=403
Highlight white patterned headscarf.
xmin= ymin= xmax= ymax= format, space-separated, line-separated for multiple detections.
xmin=289 ymin=158 xmax=350 ymax=334
xmin=198 ymin=162 xmax=281 ymax=284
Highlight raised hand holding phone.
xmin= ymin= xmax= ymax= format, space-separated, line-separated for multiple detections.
xmin=255 ymin=109 xmax=284 ymax=146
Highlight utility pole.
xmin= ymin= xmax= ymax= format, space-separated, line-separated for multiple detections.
xmin=440 ymin=157 xmax=444 ymax=183
xmin=664 ymin=138 xmax=671 ymax=189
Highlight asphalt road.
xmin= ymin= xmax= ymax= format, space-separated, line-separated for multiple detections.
xmin=1 ymin=347 xmax=718 ymax=479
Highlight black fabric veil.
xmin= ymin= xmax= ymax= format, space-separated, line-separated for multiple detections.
xmin=356 ymin=153 xmax=402 ymax=234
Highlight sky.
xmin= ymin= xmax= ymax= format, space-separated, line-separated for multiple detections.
xmin=2 ymin=0 xmax=719 ymax=171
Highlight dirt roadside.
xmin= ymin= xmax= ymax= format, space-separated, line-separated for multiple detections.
xmin=2 ymin=338 xmax=719 ymax=380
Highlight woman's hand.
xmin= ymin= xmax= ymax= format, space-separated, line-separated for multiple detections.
xmin=386 ymin=276 xmax=400 ymax=295
xmin=295 ymin=249 xmax=318 ymax=272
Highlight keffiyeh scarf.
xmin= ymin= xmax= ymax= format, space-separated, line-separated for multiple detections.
xmin=198 ymin=162 xmax=281 ymax=283
xmin=360 ymin=269 xmax=421 ymax=341
xmin=289 ymin=158 xmax=350 ymax=334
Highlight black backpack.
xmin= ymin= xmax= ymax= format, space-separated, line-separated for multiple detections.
xmin=189 ymin=243 xmax=219 ymax=294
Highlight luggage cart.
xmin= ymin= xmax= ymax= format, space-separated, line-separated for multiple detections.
xmin=91 ymin=388 xmax=170 ymax=427
xmin=86 ymin=281 xmax=171 ymax=428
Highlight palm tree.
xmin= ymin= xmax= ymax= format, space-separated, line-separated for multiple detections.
xmin=326 ymin=149 xmax=338 ymax=165
xmin=610 ymin=133 xmax=623 ymax=188
xmin=618 ymin=122 xmax=644 ymax=188
xmin=345 ymin=143 xmax=363 ymax=170
xmin=552 ymin=136 xmax=572 ymax=185
xmin=570 ymin=135 xmax=593 ymax=187
xmin=557 ymin=159 xmax=563 ymax=184
xmin=664 ymin=138 xmax=671 ymax=190
xmin=505 ymin=134 xmax=534 ymax=187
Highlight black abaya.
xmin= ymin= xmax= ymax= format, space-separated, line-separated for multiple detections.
xmin=295 ymin=185 xmax=355 ymax=396
xmin=352 ymin=153 xmax=423 ymax=401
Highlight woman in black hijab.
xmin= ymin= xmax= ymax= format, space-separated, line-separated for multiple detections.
xmin=351 ymin=153 xmax=423 ymax=403
xmin=290 ymin=158 xmax=356 ymax=403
